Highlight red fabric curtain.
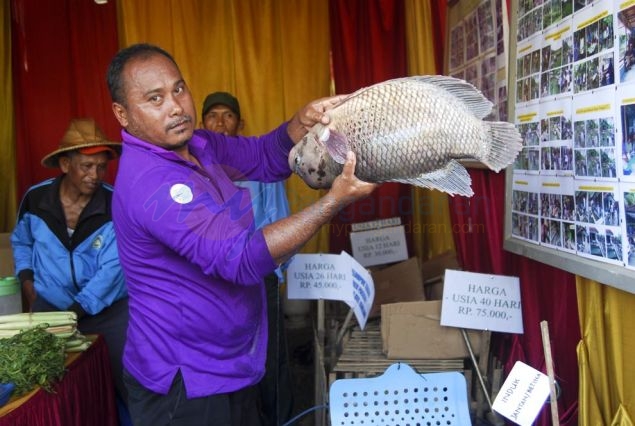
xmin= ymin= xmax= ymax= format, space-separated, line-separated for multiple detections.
xmin=328 ymin=0 xmax=413 ymax=255
xmin=449 ymin=169 xmax=579 ymax=425
xmin=11 ymin=0 xmax=120 ymax=199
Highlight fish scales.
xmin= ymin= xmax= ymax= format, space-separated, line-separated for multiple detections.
xmin=289 ymin=75 xmax=523 ymax=197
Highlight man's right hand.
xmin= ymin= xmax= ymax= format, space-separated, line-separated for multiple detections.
xmin=21 ymin=279 xmax=36 ymax=312
xmin=326 ymin=151 xmax=378 ymax=206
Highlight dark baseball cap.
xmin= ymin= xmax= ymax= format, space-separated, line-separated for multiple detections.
xmin=202 ymin=92 xmax=241 ymax=119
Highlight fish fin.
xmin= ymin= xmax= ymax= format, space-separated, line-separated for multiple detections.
xmin=394 ymin=75 xmax=493 ymax=120
xmin=323 ymin=129 xmax=350 ymax=164
xmin=480 ymin=121 xmax=524 ymax=172
xmin=389 ymin=160 xmax=473 ymax=197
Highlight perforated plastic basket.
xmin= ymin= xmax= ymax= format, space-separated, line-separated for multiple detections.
xmin=329 ymin=363 xmax=472 ymax=425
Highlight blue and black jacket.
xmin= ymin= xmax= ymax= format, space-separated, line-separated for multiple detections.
xmin=11 ymin=176 xmax=127 ymax=315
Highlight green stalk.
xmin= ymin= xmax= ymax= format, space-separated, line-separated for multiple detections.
xmin=0 ymin=312 xmax=77 ymax=323
xmin=0 ymin=320 xmax=75 ymax=330
xmin=64 ymin=337 xmax=88 ymax=348
xmin=65 ymin=342 xmax=92 ymax=352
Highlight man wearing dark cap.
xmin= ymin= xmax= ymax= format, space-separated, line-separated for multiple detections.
xmin=201 ymin=91 xmax=244 ymax=135
xmin=11 ymin=118 xmax=130 ymax=413
xmin=201 ymin=92 xmax=294 ymax=426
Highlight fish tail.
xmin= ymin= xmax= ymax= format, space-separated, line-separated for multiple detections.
xmin=481 ymin=121 xmax=523 ymax=172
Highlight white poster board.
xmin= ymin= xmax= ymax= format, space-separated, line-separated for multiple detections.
xmin=286 ymin=252 xmax=374 ymax=329
xmin=440 ymin=269 xmax=523 ymax=334
xmin=504 ymin=0 xmax=635 ymax=294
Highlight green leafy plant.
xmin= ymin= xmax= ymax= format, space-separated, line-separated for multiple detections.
xmin=0 ymin=324 xmax=66 ymax=395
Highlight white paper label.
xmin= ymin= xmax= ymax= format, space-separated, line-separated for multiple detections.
xmin=440 ymin=269 xmax=523 ymax=333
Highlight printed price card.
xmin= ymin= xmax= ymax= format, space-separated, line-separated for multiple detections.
xmin=493 ymin=361 xmax=551 ymax=426
xmin=440 ymin=269 xmax=523 ymax=333
xmin=350 ymin=225 xmax=408 ymax=267
xmin=287 ymin=252 xmax=374 ymax=329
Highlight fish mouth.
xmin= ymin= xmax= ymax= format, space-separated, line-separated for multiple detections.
xmin=288 ymin=149 xmax=299 ymax=174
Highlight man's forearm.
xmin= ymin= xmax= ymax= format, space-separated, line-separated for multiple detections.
xmin=263 ymin=193 xmax=348 ymax=265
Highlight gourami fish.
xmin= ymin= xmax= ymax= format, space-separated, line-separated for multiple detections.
xmin=288 ymin=75 xmax=522 ymax=197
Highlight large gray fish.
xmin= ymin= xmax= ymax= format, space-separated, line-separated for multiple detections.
xmin=288 ymin=75 xmax=522 ymax=197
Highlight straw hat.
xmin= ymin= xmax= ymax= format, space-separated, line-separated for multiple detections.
xmin=41 ymin=118 xmax=122 ymax=168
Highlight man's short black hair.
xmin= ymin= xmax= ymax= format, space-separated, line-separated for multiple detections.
xmin=106 ymin=43 xmax=179 ymax=106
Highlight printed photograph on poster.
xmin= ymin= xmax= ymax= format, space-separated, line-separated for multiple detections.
xmin=481 ymin=54 xmax=497 ymax=102
xmin=496 ymin=78 xmax=508 ymax=121
xmin=574 ymin=180 xmax=622 ymax=264
xmin=542 ymin=0 xmax=574 ymax=30
xmin=516 ymin=33 xmax=543 ymax=104
xmin=449 ymin=23 xmax=465 ymax=72
xmin=514 ymin=103 xmax=541 ymax=172
xmin=541 ymin=20 xmax=574 ymax=98
xmin=572 ymin=88 xmax=617 ymax=180
xmin=495 ymin=0 xmax=506 ymax=55
xmin=538 ymin=97 xmax=574 ymax=176
xmin=477 ymin=0 xmax=496 ymax=54
xmin=466 ymin=62 xmax=479 ymax=88
xmin=465 ymin=10 xmax=480 ymax=62
xmin=617 ymin=3 xmax=635 ymax=84
xmin=618 ymin=83 xmax=635 ymax=180
xmin=621 ymin=182 xmax=635 ymax=268
xmin=539 ymin=176 xmax=576 ymax=251
xmin=572 ymin=1 xmax=593 ymax=14
xmin=517 ymin=2 xmax=544 ymax=42
xmin=572 ymin=3 xmax=615 ymax=94
xmin=511 ymin=175 xmax=540 ymax=243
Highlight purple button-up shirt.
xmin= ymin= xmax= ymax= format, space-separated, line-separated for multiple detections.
xmin=112 ymin=123 xmax=293 ymax=397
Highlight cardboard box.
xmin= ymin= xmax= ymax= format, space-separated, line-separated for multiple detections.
xmin=420 ymin=251 xmax=461 ymax=300
xmin=368 ymin=257 xmax=425 ymax=318
xmin=381 ymin=300 xmax=481 ymax=359
xmin=0 ymin=233 xmax=14 ymax=277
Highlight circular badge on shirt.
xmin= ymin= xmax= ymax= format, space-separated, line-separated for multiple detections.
xmin=92 ymin=235 xmax=103 ymax=250
xmin=170 ymin=183 xmax=194 ymax=204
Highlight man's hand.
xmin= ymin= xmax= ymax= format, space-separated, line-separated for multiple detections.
xmin=286 ymin=94 xmax=349 ymax=143
xmin=21 ymin=279 xmax=36 ymax=312
xmin=326 ymin=151 xmax=378 ymax=206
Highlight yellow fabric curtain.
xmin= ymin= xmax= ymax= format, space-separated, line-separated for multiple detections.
xmin=0 ymin=0 xmax=17 ymax=233
xmin=404 ymin=0 xmax=455 ymax=261
xmin=116 ymin=0 xmax=331 ymax=253
xmin=576 ymin=276 xmax=635 ymax=425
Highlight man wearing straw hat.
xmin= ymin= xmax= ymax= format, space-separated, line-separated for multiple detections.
xmin=10 ymin=117 xmax=129 ymax=407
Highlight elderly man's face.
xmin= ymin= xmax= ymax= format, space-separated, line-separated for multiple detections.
xmin=59 ymin=152 xmax=109 ymax=196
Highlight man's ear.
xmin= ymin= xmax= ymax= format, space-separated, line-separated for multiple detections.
xmin=59 ymin=156 xmax=71 ymax=174
xmin=238 ymin=119 xmax=245 ymax=132
xmin=112 ymin=103 xmax=128 ymax=127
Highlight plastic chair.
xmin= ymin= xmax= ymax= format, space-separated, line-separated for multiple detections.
xmin=328 ymin=363 xmax=471 ymax=425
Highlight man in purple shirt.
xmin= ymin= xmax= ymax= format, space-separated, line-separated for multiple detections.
xmin=106 ymin=43 xmax=376 ymax=426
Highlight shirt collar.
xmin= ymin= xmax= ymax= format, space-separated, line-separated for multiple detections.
xmin=120 ymin=129 xmax=205 ymax=167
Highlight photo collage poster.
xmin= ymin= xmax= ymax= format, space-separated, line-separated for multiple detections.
xmin=447 ymin=0 xmax=509 ymax=120
xmin=511 ymin=0 xmax=635 ymax=268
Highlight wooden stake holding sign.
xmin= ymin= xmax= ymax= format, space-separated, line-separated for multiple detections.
xmin=540 ymin=321 xmax=560 ymax=426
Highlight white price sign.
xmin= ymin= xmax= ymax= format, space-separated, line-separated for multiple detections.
xmin=440 ymin=269 xmax=523 ymax=334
